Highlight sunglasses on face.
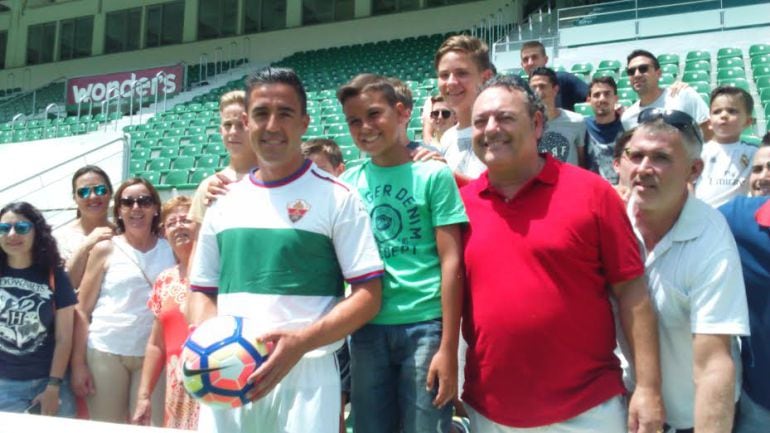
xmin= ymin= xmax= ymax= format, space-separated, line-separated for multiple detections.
xmin=637 ymin=108 xmax=703 ymax=145
xmin=430 ymin=109 xmax=452 ymax=119
xmin=119 ymin=195 xmax=155 ymax=209
xmin=626 ymin=64 xmax=652 ymax=76
xmin=0 ymin=221 xmax=33 ymax=236
xmin=76 ymin=184 xmax=109 ymax=199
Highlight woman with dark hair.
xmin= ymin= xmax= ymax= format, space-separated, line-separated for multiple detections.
xmin=72 ymin=178 xmax=174 ymax=424
xmin=0 ymin=202 xmax=77 ymax=416
xmin=56 ymin=165 xmax=115 ymax=288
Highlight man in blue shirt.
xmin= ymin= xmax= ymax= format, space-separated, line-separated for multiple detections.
xmin=584 ymin=76 xmax=624 ymax=183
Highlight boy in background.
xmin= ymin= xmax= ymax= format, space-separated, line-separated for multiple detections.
xmin=695 ymin=86 xmax=757 ymax=207
xmin=338 ymin=73 xmax=467 ymax=433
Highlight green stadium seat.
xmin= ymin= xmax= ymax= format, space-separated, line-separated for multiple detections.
xmin=686 ymin=50 xmax=711 ymax=64
xmin=131 ymin=149 xmax=150 ymax=160
xmin=189 ymin=135 xmax=207 ymax=145
xmin=571 ymin=63 xmax=593 ymax=76
xmin=324 ymin=114 xmax=346 ymax=125
xmin=718 ymin=78 xmax=750 ymax=92
xmin=179 ymin=144 xmax=203 ymax=156
xmin=166 ymin=127 xmax=186 ymax=137
xmin=618 ymin=99 xmax=634 ymax=107
xmin=765 ymin=104 xmax=770 ymax=119
xmin=327 ymin=124 xmax=347 ymax=135
xmin=172 ymin=156 xmax=195 ymax=170
xmin=202 ymin=143 xmax=225 ymax=154
xmin=597 ymin=59 xmax=621 ymax=72
xmin=659 ymin=74 xmax=675 ymax=86
xmin=136 ymin=171 xmax=161 ymax=185
xmin=717 ymin=47 xmax=743 ymax=59
xmin=334 ymin=135 xmax=355 ymax=147
xmin=573 ymin=103 xmax=594 ymax=117
xmin=657 ymin=53 xmax=680 ymax=66
xmin=699 ymin=92 xmax=710 ymax=105
xmin=208 ymin=133 xmax=222 ymax=143
xmin=148 ymin=158 xmax=171 ymax=172
xmin=682 ymin=71 xmax=709 ymax=83
xmin=616 ymin=77 xmax=631 ymax=89
xmin=196 ymin=154 xmax=220 ymax=168
xmin=187 ymin=126 xmax=206 ymax=136
xmin=753 ymin=65 xmax=770 ymax=79
xmin=756 ymin=76 xmax=770 ymax=91
xmin=717 ymin=68 xmax=747 ymax=82
xmin=661 ymin=64 xmax=679 ymax=78
xmin=158 ymin=137 xmax=179 ymax=147
xmin=158 ymin=169 xmax=190 ymax=190
xmin=751 ymin=55 xmax=770 ymax=68
xmin=339 ymin=146 xmax=359 ymax=161
xmin=306 ymin=125 xmax=324 ymax=137
xmin=618 ymin=89 xmax=638 ymax=102
xmin=129 ymin=160 xmax=146 ymax=174
xmin=717 ymin=57 xmax=744 ymax=71
xmin=592 ymin=70 xmax=616 ymax=79
xmin=688 ymin=81 xmax=711 ymax=94
xmin=749 ymin=44 xmax=770 ymax=58
xmin=189 ymin=168 xmax=216 ymax=185
xmin=760 ymin=88 xmax=770 ymax=104
xmin=684 ymin=60 xmax=710 ymax=74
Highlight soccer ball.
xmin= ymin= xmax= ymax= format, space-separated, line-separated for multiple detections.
xmin=181 ymin=315 xmax=269 ymax=408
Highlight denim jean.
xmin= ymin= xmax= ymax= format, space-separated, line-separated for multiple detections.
xmin=0 ymin=376 xmax=75 ymax=417
xmin=734 ymin=392 xmax=770 ymax=433
xmin=350 ymin=319 xmax=452 ymax=433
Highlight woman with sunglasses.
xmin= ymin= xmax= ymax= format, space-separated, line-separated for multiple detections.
xmin=56 ymin=166 xmax=115 ymax=289
xmin=131 ymin=195 xmax=199 ymax=429
xmin=0 ymin=202 xmax=77 ymax=416
xmin=427 ymin=95 xmax=457 ymax=149
xmin=73 ymin=178 xmax=174 ymax=424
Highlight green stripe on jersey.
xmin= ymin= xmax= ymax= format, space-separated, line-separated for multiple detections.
xmin=217 ymin=228 xmax=344 ymax=297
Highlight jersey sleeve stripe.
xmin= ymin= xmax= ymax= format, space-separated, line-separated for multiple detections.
xmin=345 ymin=270 xmax=384 ymax=284
xmin=311 ymin=169 xmax=350 ymax=192
xmin=190 ymin=284 xmax=218 ymax=294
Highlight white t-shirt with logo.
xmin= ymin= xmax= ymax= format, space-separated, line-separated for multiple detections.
xmin=695 ymin=140 xmax=757 ymax=207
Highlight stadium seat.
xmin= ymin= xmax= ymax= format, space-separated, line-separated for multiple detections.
xmin=131 ymin=149 xmax=150 ymax=161
xmin=682 ymin=71 xmax=709 ymax=83
xmin=339 ymin=146 xmax=359 ymax=161
xmin=136 ymin=171 xmax=161 ymax=185
xmin=688 ymin=81 xmax=711 ymax=94
xmin=571 ymin=63 xmax=593 ymax=76
xmin=306 ymin=125 xmax=324 ymax=137
xmin=659 ymin=74 xmax=675 ymax=86
xmin=573 ymin=103 xmax=594 ymax=117
xmin=154 ymin=146 xmax=178 ymax=159
xmin=618 ymin=99 xmax=634 ymax=107
xmin=618 ymin=89 xmax=638 ymax=102
xmin=765 ymin=104 xmax=770 ymax=119
xmin=172 ymin=156 xmax=195 ymax=170
xmin=717 ymin=57 xmax=744 ymax=71
xmin=597 ymin=59 xmax=621 ymax=73
xmin=751 ymin=55 xmax=770 ymax=68
xmin=190 ymin=168 xmax=216 ymax=185
xmin=179 ymin=144 xmax=203 ymax=156
xmin=159 ymin=169 xmax=190 ymax=190
xmin=718 ymin=78 xmax=750 ymax=91
xmin=616 ymin=77 xmax=631 ymax=89
xmin=717 ymin=47 xmax=743 ymax=60
xmin=148 ymin=158 xmax=172 ymax=172
xmin=203 ymin=143 xmax=225 ymax=154
xmin=657 ymin=53 xmax=680 ymax=66
xmin=593 ymin=70 xmax=616 ymax=79
xmin=756 ymin=76 xmax=770 ymax=90
xmin=753 ymin=65 xmax=770 ymax=79
xmin=661 ymin=64 xmax=679 ymax=78
xmin=335 ymin=135 xmax=355 ymax=147
xmin=717 ymin=68 xmax=747 ymax=82
xmin=208 ymin=133 xmax=223 ymax=143
xmin=686 ymin=50 xmax=711 ymax=64
xmin=129 ymin=160 xmax=145 ymax=174
xmin=749 ymin=44 xmax=770 ymax=58
xmin=196 ymin=154 xmax=220 ymax=168
xmin=684 ymin=61 xmax=710 ymax=74
xmin=327 ymin=124 xmax=347 ymax=135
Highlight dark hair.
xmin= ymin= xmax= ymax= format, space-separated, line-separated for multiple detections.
xmin=521 ymin=40 xmax=547 ymax=56
xmin=613 ymin=130 xmax=634 ymax=160
xmin=589 ymin=76 xmax=618 ymax=95
xmin=529 ymin=66 xmax=558 ymax=87
xmin=0 ymin=202 xmax=62 ymax=272
xmin=71 ymin=165 xmax=114 ymax=218
xmin=434 ymin=34 xmax=493 ymax=73
xmin=479 ymin=74 xmax=544 ymax=120
xmin=337 ymin=73 xmax=402 ymax=108
xmin=762 ymin=132 xmax=770 ymax=147
xmin=627 ymin=49 xmax=660 ymax=70
xmin=709 ymin=85 xmax=754 ymax=115
xmin=244 ymin=67 xmax=307 ymax=115
xmin=302 ymin=138 xmax=344 ymax=167
xmin=389 ymin=77 xmax=414 ymax=111
xmin=112 ymin=177 xmax=162 ymax=235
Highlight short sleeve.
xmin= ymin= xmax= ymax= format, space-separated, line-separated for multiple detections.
xmin=595 ymin=183 xmax=645 ymax=284
xmin=689 ymin=227 xmax=750 ymax=336
xmin=188 ymin=177 xmax=211 ymax=224
xmin=331 ymin=189 xmax=384 ymax=285
xmin=188 ymin=203 xmax=221 ymax=294
xmin=427 ymin=163 xmax=469 ymax=228
xmin=53 ymin=266 xmax=77 ymax=309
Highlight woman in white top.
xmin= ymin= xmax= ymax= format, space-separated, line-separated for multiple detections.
xmin=73 ymin=177 xmax=175 ymax=424
xmin=56 ymin=165 xmax=115 ymax=289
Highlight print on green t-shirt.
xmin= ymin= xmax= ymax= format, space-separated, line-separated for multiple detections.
xmin=341 ymin=159 xmax=467 ymax=325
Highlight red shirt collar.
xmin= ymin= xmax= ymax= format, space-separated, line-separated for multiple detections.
xmin=475 ymin=154 xmax=559 ymax=200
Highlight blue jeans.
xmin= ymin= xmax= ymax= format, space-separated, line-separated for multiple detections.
xmin=351 ymin=320 xmax=452 ymax=433
xmin=734 ymin=391 xmax=770 ymax=433
xmin=0 ymin=376 xmax=75 ymax=417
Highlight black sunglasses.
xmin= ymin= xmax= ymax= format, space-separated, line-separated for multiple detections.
xmin=430 ymin=109 xmax=452 ymax=119
xmin=119 ymin=195 xmax=155 ymax=208
xmin=637 ymin=108 xmax=703 ymax=145
xmin=76 ymin=184 xmax=109 ymax=199
xmin=626 ymin=64 xmax=652 ymax=76
xmin=0 ymin=221 xmax=33 ymax=236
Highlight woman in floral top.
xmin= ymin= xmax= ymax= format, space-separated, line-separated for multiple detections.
xmin=131 ymin=196 xmax=199 ymax=429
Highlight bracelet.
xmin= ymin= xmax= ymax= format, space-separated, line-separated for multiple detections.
xmin=47 ymin=376 xmax=63 ymax=387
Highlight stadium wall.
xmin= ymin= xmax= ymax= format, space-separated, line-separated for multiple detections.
xmin=0 ymin=0 xmax=515 ymax=90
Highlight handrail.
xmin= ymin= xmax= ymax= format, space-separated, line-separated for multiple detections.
xmin=1 ymin=136 xmax=126 ymax=195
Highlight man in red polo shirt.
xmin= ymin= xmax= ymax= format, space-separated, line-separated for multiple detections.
xmin=460 ymin=74 xmax=664 ymax=432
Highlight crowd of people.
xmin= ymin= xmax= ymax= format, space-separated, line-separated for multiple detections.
xmin=0 ymin=33 xmax=769 ymax=433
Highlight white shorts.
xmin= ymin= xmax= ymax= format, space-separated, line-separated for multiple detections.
xmin=197 ymin=353 xmax=340 ymax=433
xmin=467 ymin=395 xmax=626 ymax=433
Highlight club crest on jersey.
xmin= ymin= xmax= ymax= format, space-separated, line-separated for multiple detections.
xmin=287 ymin=199 xmax=310 ymax=223
xmin=741 ymin=154 xmax=750 ymax=169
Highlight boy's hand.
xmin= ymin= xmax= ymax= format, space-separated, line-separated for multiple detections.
xmin=246 ymin=329 xmax=308 ymax=401
xmin=204 ymin=173 xmax=234 ymax=206
xmin=410 ymin=147 xmax=446 ymax=164
xmin=426 ymin=346 xmax=457 ymax=408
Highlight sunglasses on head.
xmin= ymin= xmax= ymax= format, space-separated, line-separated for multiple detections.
xmin=626 ymin=64 xmax=652 ymax=76
xmin=76 ymin=184 xmax=109 ymax=199
xmin=119 ymin=195 xmax=155 ymax=209
xmin=637 ymin=108 xmax=703 ymax=145
xmin=430 ymin=109 xmax=452 ymax=119
xmin=0 ymin=221 xmax=33 ymax=236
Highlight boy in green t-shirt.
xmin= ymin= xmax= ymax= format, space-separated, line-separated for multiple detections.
xmin=337 ymin=74 xmax=468 ymax=433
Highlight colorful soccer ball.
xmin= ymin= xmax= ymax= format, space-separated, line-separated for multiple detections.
xmin=181 ymin=315 xmax=269 ymax=408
